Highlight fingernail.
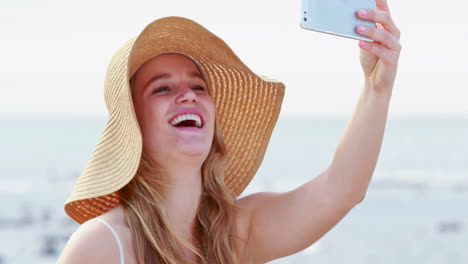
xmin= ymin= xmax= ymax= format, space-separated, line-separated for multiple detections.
xmin=359 ymin=41 xmax=370 ymax=49
xmin=357 ymin=25 xmax=367 ymax=33
xmin=358 ymin=9 xmax=368 ymax=16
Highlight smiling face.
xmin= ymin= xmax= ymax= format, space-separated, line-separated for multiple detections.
xmin=131 ymin=53 xmax=215 ymax=167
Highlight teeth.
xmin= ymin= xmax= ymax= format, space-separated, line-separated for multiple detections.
xmin=170 ymin=114 xmax=202 ymax=128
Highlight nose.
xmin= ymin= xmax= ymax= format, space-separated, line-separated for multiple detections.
xmin=175 ymin=86 xmax=198 ymax=104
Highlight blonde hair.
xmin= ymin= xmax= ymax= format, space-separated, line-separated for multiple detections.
xmin=118 ymin=73 xmax=244 ymax=263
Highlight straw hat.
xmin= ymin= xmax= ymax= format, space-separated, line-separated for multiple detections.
xmin=65 ymin=16 xmax=285 ymax=224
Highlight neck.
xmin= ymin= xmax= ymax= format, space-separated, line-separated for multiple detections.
xmin=161 ymin=162 xmax=203 ymax=240
xmin=146 ymin=149 xmax=206 ymax=241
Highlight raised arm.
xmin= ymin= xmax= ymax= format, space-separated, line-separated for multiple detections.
xmin=333 ymin=0 xmax=402 ymax=204
xmin=327 ymin=76 xmax=392 ymax=206
xmin=238 ymin=0 xmax=401 ymax=263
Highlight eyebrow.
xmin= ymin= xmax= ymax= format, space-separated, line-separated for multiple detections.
xmin=144 ymin=72 xmax=205 ymax=91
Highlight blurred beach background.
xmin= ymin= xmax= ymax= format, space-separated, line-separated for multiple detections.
xmin=1 ymin=0 xmax=467 ymax=263
xmin=1 ymin=115 xmax=467 ymax=263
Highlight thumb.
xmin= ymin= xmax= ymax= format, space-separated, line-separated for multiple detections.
xmin=359 ymin=44 xmax=378 ymax=76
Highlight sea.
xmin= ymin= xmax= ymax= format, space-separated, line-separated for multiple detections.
xmin=0 ymin=114 xmax=467 ymax=264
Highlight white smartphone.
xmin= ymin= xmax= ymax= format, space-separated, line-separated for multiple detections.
xmin=300 ymin=0 xmax=376 ymax=42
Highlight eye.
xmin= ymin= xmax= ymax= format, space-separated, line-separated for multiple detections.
xmin=152 ymin=86 xmax=169 ymax=94
xmin=193 ymin=85 xmax=206 ymax=92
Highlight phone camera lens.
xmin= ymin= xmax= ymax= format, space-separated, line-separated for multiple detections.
xmin=303 ymin=17 xmax=307 ymax=22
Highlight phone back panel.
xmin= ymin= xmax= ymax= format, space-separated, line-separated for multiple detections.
xmin=300 ymin=0 xmax=376 ymax=42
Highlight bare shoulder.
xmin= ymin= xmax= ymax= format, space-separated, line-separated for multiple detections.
xmin=57 ymin=219 xmax=122 ymax=264
xmin=234 ymin=193 xmax=265 ymax=262
xmin=232 ymin=169 xmax=357 ymax=263
xmin=235 ymin=195 xmax=255 ymax=234
xmin=234 ymin=192 xmax=280 ymax=241
xmin=237 ymin=191 xmax=279 ymax=209
xmin=235 ymin=192 xmax=274 ymax=232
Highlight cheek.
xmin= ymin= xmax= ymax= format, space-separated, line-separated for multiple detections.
xmin=208 ymin=102 xmax=217 ymax=141
xmin=206 ymin=100 xmax=216 ymax=128
xmin=147 ymin=103 xmax=167 ymax=131
xmin=136 ymin=99 xmax=167 ymax=138
xmin=206 ymin=97 xmax=216 ymax=118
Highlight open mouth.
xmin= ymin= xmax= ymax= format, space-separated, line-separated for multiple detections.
xmin=169 ymin=113 xmax=203 ymax=128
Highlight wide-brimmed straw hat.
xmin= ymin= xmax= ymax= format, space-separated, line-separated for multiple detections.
xmin=65 ymin=16 xmax=285 ymax=224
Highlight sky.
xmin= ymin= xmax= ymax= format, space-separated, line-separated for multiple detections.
xmin=1 ymin=0 xmax=467 ymax=117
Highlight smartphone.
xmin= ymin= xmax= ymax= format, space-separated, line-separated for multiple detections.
xmin=300 ymin=0 xmax=376 ymax=42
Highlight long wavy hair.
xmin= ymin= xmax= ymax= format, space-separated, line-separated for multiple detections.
xmin=118 ymin=74 xmax=244 ymax=263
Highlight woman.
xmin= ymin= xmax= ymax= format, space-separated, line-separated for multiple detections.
xmin=58 ymin=0 xmax=401 ymax=263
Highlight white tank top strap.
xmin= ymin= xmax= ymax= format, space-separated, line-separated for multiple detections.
xmin=89 ymin=218 xmax=125 ymax=264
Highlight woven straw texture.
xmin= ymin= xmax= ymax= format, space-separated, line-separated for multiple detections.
xmin=65 ymin=16 xmax=285 ymax=224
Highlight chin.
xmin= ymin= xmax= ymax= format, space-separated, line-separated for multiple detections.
xmin=176 ymin=144 xmax=211 ymax=157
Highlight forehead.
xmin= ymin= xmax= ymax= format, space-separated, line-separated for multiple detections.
xmin=131 ymin=53 xmax=209 ymax=93
xmin=138 ymin=53 xmax=203 ymax=77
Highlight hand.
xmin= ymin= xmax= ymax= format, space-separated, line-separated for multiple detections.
xmin=356 ymin=0 xmax=401 ymax=96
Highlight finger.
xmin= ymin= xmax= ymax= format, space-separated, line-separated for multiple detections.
xmin=359 ymin=41 xmax=397 ymax=65
xmin=375 ymin=0 xmax=391 ymax=13
xmin=357 ymin=9 xmax=397 ymax=33
xmin=356 ymin=25 xmax=401 ymax=51
xmin=357 ymin=9 xmax=400 ymax=39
